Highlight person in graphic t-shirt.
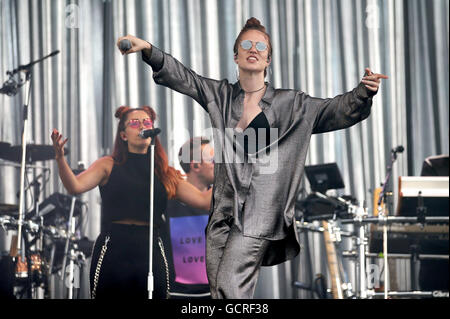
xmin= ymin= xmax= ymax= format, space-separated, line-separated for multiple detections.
xmin=162 ymin=137 xmax=214 ymax=299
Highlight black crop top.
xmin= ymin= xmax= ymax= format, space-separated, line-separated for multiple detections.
xmin=235 ymin=111 xmax=271 ymax=155
xmin=99 ymin=151 xmax=168 ymax=229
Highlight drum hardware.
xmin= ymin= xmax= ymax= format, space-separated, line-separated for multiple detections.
xmin=1 ymin=215 xmax=16 ymax=231
xmin=28 ymin=192 xmax=82 ymax=227
xmin=8 ymin=231 xmax=48 ymax=299
xmin=0 ymin=160 xmax=51 ymax=219
xmin=0 ymin=215 xmax=41 ymax=233
xmin=295 ymin=220 xmax=355 ymax=238
xmin=1 ymin=211 xmax=71 ymax=298
xmin=56 ymin=188 xmax=90 ymax=299
xmin=44 ymin=225 xmax=68 ymax=239
xmin=61 ymin=209 xmax=77 ymax=299
xmin=58 ymin=161 xmax=86 ymax=294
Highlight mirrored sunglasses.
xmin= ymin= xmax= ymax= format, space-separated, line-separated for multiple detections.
xmin=240 ymin=40 xmax=268 ymax=52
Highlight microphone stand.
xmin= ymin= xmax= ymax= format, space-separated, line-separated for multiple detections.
xmin=16 ymin=69 xmax=32 ymax=259
xmin=4 ymin=51 xmax=60 ymax=262
xmin=61 ymin=196 xmax=77 ymax=299
xmin=376 ymin=148 xmax=402 ymax=299
xmin=148 ymin=137 xmax=156 ymax=299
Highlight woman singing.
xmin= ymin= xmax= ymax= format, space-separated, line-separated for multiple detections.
xmin=117 ymin=17 xmax=388 ymax=298
xmin=51 ymin=106 xmax=211 ymax=299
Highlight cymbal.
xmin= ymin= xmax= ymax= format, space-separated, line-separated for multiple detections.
xmin=0 ymin=144 xmax=69 ymax=163
xmin=0 ymin=203 xmax=18 ymax=214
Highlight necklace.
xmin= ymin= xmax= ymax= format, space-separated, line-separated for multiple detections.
xmin=241 ymin=83 xmax=266 ymax=94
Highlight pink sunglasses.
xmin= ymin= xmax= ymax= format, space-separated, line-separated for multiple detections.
xmin=126 ymin=118 xmax=153 ymax=129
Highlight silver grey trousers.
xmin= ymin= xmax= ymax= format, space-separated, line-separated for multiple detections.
xmin=205 ymin=212 xmax=270 ymax=299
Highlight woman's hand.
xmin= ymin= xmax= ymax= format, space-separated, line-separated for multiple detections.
xmin=51 ymin=129 xmax=68 ymax=160
xmin=51 ymin=128 xmax=113 ymax=195
xmin=361 ymin=67 xmax=388 ymax=92
xmin=116 ymin=35 xmax=151 ymax=55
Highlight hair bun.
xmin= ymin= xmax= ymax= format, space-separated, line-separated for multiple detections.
xmin=115 ymin=106 xmax=130 ymax=119
xmin=141 ymin=105 xmax=156 ymax=121
xmin=245 ymin=17 xmax=265 ymax=31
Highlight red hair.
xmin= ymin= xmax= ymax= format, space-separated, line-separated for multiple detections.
xmin=112 ymin=106 xmax=182 ymax=199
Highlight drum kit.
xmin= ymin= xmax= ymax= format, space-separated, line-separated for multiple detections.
xmin=0 ymin=143 xmax=93 ymax=299
xmin=1 ymin=49 xmax=94 ymax=299
xmin=295 ymin=161 xmax=449 ymax=299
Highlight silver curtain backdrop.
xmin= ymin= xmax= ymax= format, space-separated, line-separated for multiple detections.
xmin=0 ymin=0 xmax=448 ymax=299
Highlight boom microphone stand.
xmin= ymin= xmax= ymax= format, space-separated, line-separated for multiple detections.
xmin=376 ymin=145 xmax=404 ymax=299
xmin=1 ymin=51 xmax=60 ymax=261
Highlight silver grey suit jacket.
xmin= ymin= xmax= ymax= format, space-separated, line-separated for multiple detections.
xmin=142 ymin=46 xmax=375 ymax=265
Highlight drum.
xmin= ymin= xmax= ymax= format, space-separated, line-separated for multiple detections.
xmin=30 ymin=253 xmax=44 ymax=274
xmin=15 ymin=256 xmax=28 ymax=278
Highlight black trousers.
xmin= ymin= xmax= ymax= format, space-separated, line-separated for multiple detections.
xmin=89 ymin=224 xmax=167 ymax=299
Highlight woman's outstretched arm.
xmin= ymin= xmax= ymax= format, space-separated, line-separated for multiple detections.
xmin=51 ymin=129 xmax=112 ymax=195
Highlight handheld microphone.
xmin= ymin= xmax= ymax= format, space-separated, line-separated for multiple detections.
xmin=391 ymin=145 xmax=404 ymax=154
xmin=139 ymin=128 xmax=161 ymax=139
xmin=119 ymin=39 xmax=132 ymax=53
xmin=49 ymin=50 xmax=60 ymax=57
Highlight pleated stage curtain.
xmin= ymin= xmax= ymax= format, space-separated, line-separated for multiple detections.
xmin=0 ymin=0 xmax=448 ymax=298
